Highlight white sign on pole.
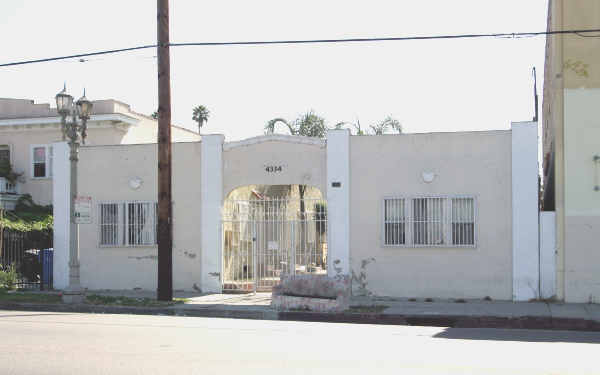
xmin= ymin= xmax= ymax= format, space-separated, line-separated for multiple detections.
xmin=74 ymin=196 xmax=92 ymax=224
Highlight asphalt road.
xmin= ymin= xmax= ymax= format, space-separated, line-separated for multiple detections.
xmin=1 ymin=310 xmax=599 ymax=375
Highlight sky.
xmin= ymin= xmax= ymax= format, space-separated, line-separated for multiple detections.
xmin=0 ymin=0 xmax=548 ymax=141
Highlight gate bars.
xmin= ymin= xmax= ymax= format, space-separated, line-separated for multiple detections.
xmin=221 ymin=198 xmax=327 ymax=292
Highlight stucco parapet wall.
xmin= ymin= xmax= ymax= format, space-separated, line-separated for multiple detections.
xmin=0 ymin=113 xmax=140 ymax=128
xmin=223 ymin=134 xmax=326 ymax=151
xmin=0 ymin=98 xmax=132 ymax=119
xmin=349 ymin=129 xmax=511 ymax=138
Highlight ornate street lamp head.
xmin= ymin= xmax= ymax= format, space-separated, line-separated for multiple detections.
xmin=55 ymin=83 xmax=74 ymax=115
xmin=76 ymin=89 xmax=93 ymax=120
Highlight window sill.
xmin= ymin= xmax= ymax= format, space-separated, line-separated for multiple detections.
xmin=382 ymin=244 xmax=478 ymax=249
xmin=98 ymin=245 xmax=158 ymax=249
xmin=30 ymin=176 xmax=52 ymax=180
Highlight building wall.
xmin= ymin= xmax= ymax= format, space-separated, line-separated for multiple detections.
xmin=77 ymin=142 xmax=203 ymax=291
xmin=543 ymin=0 xmax=600 ymax=302
xmin=223 ymin=138 xmax=327 ymax=197
xmin=563 ymin=88 xmax=600 ymax=303
xmin=349 ymin=131 xmax=513 ymax=299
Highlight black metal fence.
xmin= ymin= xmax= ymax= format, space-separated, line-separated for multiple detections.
xmin=0 ymin=227 xmax=53 ymax=290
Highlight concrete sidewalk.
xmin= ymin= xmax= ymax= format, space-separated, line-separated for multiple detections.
xmin=170 ymin=293 xmax=600 ymax=328
xmin=2 ymin=290 xmax=599 ymax=331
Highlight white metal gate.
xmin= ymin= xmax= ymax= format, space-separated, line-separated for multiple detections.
xmin=222 ymin=198 xmax=327 ymax=292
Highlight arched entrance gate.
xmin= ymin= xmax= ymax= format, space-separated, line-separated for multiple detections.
xmin=222 ymin=193 xmax=327 ymax=292
xmin=220 ymin=135 xmax=328 ymax=292
xmin=199 ymin=132 xmax=350 ymax=294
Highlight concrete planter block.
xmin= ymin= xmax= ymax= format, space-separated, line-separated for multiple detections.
xmin=271 ymin=274 xmax=350 ymax=312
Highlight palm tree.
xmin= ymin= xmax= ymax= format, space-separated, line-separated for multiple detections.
xmin=265 ymin=110 xmax=328 ymax=138
xmin=192 ymin=105 xmax=210 ymax=133
xmin=339 ymin=116 xmax=402 ymax=135
xmin=379 ymin=116 xmax=402 ymax=134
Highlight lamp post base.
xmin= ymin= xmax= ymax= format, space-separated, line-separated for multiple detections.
xmin=62 ymin=290 xmax=85 ymax=304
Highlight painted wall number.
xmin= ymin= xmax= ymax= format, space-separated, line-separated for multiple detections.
xmin=265 ymin=165 xmax=283 ymax=173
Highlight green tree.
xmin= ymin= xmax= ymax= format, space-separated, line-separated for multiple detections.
xmin=151 ymin=110 xmax=159 ymax=120
xmin=192 ymin=105 xmax=210 ymax=133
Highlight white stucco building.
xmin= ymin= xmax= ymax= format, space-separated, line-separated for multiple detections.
xmin=52 ymin=123 xmax=546 ymax=301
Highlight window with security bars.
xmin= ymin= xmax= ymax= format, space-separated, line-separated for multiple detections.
xmin=384 ymin=199 xmax=406 ymax=245
xmin=99 ymin=202 xmax=158 ymax=246
xmin=451 ymin=198 xmax=475 ymax=245
xmin=384 ymin=197 xmax=475 ymax=247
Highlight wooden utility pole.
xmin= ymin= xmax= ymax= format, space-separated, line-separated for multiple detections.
xmin=156 ymin=0 xmax=173 ymax=301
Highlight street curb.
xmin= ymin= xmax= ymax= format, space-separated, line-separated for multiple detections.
xmin=1 ymin=303 xmax=599 ymax=332
xmin=279 ymin=312 xmax=600 ymax=331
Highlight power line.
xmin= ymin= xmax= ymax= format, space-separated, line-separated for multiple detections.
xmin=574 ymin=32 xmax=600 ymax=38
xmin=2 ymin=28 xmax=600 ymax=68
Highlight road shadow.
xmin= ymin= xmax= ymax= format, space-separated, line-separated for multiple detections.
xmin=434 ymin=327 xmax=600 ymax=344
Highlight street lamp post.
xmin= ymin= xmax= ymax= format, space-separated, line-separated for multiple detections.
xmin=55 ymin=84 xmax=92 ymax=304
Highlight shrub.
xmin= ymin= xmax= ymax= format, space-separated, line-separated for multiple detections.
xmin=0 ymin=264 xmax=18 ymax=290
xmin=0 ymin=159 xmax=23 ymax=184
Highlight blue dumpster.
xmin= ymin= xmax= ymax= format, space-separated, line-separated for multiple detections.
xmin=38 ymin=249 xmax=53 ymax=288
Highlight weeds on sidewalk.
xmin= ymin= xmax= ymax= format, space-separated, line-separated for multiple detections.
xmin=86 ymin=294 xmax=189 ymax=307
xmin=347 ymin=305 xmax=388 ymax=313
xmin=0 ymin=290 xmax=189 ymax=306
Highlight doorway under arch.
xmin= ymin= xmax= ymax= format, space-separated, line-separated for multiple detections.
xmin=221 ymin=184 xmax=327 ymax=292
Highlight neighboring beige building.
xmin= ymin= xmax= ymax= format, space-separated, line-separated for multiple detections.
xmin=0 ymin=98 xmax=200 ymax=205
xmin=542 ymin=0 xmax=600 ymax=302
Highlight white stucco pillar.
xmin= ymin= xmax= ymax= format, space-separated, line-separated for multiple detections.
xmin=326 ymin=129 xmax=351 ymax=276
xmin=200 ymin=135 xmax=224 ymax=293
xmin=52 ymin=142 xmax=70 ymax=290
xmin=511 ymin=121 xmax=540 ymax=301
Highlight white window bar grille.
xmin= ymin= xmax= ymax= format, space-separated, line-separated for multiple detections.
xmin=451 ymin=198 xmax=475 ymax=246
xmin=384 ymin=197 xmax=476 ymax=247
xmin=99 ymin=203 xmax=121 ymax=246
xmin=99 ymin=202 xmax=157 ymax=246
xmin=413 ymin=197 xmax=445 ymax=246
xmin=384 ymin=198 xmax=406 ymax=245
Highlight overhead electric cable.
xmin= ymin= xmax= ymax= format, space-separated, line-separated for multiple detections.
xmin=2 ymin=28 xmax=600 ymax=68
